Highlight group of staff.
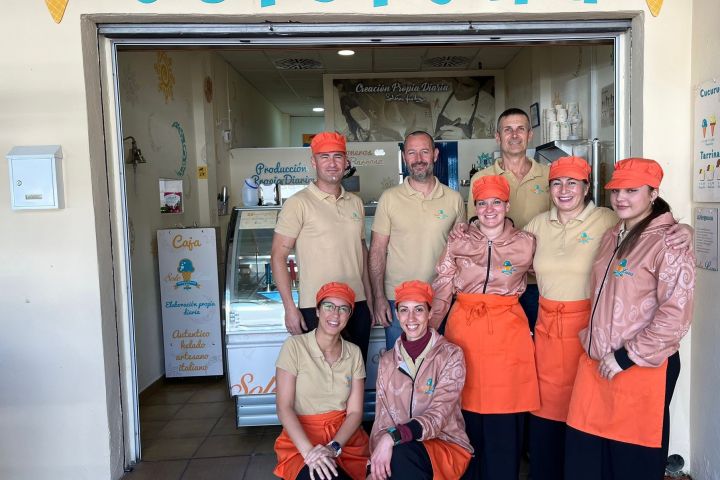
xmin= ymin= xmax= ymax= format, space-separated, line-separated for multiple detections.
xmin=269 ymin=130 xmax=695 ymax=480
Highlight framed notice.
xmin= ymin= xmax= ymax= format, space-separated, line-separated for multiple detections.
xmin=695 ymin=207 xmax=718 ymax=271
xmin=157 ymin=228 xmax=223 ymax=377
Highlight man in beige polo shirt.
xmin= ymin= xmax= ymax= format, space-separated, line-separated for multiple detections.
xmin=271 ymin=132 xmax=373 ymax=360
xmin=369 ymin=131 xmax=465 ymax=349
xmin=467 ymin=107 xmax=551 ymax=329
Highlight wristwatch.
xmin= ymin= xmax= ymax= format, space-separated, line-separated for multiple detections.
xmin=386 ymin=426 xmax=402 ymax=445
xmin=327 ymin=440 xmax=342 ymax=458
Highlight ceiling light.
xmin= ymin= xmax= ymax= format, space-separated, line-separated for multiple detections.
xmin=313 ymin=107 xmax=325 ymax=112
xmin=338 ymin=49 xmax=355 ymax=56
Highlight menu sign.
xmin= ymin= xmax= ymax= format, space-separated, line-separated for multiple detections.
xmin=157 ymin=228 xmax=223 ymax=377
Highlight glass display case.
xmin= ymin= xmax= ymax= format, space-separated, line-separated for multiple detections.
xmin=222 ymin=205 xmax=384 ymax=426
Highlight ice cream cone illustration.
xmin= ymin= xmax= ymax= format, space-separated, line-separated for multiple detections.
xmin=177 ymin=258 xmax=196 ymax=285
xmin=702 ymin=118 xmax=708 ymax=138
xmin=710 ymin=114 xmax=717 ymax=136
xmin=45 ymin=0 xmax=69 ymax=24
xmin=646 ymin=0 xmax=663 ymax=17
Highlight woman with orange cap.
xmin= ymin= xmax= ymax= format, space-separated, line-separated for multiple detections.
xmin=524 ymin=156 xmax=693 ymax=480
xmin=369 ymin=280 xmax=472 ymax=480
xmin=274 ymin=282 xmax=370 ymax=480
xmin=563 ymin=158 xmax=695 ymax=480
xmin=431 ymin=175 xmax=539 ymax=480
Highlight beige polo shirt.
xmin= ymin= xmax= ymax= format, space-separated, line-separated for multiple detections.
xmin=524 ymin=202 xmax=618 ymax=301
xmin=467 ymin=157 xmax=551 ymax=229
xmin=372 ymin=178 xmax=465 ymax=300
xmin=276 ymin=330 xmax=366 ymax=415
xmin=275 ymin=182 xmax=366 ymax=308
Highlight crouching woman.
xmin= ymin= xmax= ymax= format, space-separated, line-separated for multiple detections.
xmin=274 ymin=282 xmax=370 ymax=480
xmin=369 ymin=280 xmax=472 ymax=480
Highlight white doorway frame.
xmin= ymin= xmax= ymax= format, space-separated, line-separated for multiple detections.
xmin=96 ymin=19 xmax=632 ymax=468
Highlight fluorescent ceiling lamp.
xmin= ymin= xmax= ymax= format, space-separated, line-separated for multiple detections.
xmin=337 ymin=49 xmax=355 ymax=56
xmin=313 ymin=107 xmax=325 ymax=112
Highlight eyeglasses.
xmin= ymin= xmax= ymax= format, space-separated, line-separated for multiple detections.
xmin=320 ymin=301 xmax=352 ymax=316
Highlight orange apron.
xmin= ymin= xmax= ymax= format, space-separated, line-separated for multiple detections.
xmin=532 ymin=297 xmax=591 ymax=422
xmin=444 ymin=293 xmax=539 ymax=414
xmin=273 ymin=410 xmax=370 ymax=480
xmin=566 ymin=354 xmax=668 ymax=448
xmin=424 ymin=438 xmax=472 ymax=480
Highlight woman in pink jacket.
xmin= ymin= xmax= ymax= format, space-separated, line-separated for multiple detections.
xmin=369 ymin=280 xmax=472 ymax=480
xmin=565 ymin=158 xmax=695 ymax=480
xmin=431 ymin=175 xmax=538 ymax=480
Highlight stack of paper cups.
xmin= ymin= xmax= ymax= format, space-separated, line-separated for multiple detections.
xmin=549 ymin=121 xmax=560 ymax=141
xmin=560 ymin=122 xmax=571 ymax=140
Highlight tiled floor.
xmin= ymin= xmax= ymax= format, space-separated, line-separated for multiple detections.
xmin=122 ymin=377 xmax=279 ymax=480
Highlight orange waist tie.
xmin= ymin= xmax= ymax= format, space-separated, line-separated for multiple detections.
xmin=424 ymin=438 xmax=472 ymax=480
xmin=273 ymin=410 xmax=370 ymax=480
xmin=445 ymin=293 xmax=539 ymax=414
xmin=532 ymin=297 xmax=591 ymax=422
xmin=566 ymin=354 xmax=668 ymax=448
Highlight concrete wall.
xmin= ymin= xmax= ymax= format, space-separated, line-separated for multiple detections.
xmin=0 ymin=1 xmax=701 ymax=478
xmin=690 ymin=0 xmax=720 ymax=478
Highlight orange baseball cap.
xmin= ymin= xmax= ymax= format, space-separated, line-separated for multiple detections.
xmin=316 ymin=282 xmax=355 ymax=306
xmin=604 ymin=158 xmax=664 ymax=190
xmin=310 ymin=132 xmax=346 ymax=154
xmin=550 ymin=156 xmax=591 ymax=182
xmin=394 ymin=280 xmax=434 ymax=305
xmin=473 ymin=175 xmax=510 ymax=202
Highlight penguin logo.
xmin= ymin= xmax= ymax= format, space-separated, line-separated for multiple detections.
xmin=613 ymin=259 xmax=634 ymax=278
xmin=501 ymin=260 xmax=516 ymax=276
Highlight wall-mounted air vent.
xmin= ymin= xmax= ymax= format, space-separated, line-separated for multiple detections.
xmin=423 ymin=56 xmax=471 ymax=68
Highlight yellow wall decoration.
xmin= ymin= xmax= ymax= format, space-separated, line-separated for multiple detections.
xmin=154 ymin=52 xmax=175 ymax=104
xmin=45 ymin=0 xmax=69 ymax=23
xmin=646 ymin=0 xmax=663 ymax=17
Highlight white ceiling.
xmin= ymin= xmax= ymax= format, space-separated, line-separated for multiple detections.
xmin=217 ymin=45 xmax=523 ymax=117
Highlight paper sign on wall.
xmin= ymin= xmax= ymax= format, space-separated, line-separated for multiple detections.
xmin=695 ymin=207 xmax=718 ymax=271
xmin=693 ymin=80 xmax=720 ymax=202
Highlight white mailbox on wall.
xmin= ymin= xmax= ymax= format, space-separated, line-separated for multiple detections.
xmin=7 ymin=145 xmax=63 ymax=210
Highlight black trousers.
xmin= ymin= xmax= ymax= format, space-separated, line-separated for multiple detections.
xmin=564 ymin=352 xmax=680 ymax=480
xmin=300 ymin=300 xmax=372 ymax=364
xmin=296 ymin=464 xmax=352 ymax=480
xmin=529 ymin=415 xmax=567 ymax=480
xmin=519 ymin=283 xmax=540 ymax=333
xmin=461 ymin=410 xmax=525 ymax=480
xmin=388 ymin=441 xmax=433 ymax=480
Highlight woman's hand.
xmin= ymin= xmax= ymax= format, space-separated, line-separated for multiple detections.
xmin=369 ymin=434 xmax=395 ymax=480
xmin=304 ymin=444 xmax=338 ymax=480
xmin=665 ymin=223 xmax=694 ymax=251
xmin=598 ymin=352 xmax=622 ymax=380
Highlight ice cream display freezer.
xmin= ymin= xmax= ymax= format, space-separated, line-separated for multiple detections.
xmin=222 ymin=206 xmax=384 ymax=426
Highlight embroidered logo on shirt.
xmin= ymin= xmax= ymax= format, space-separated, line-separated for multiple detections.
xmin=533 ymin=184 xmax=545 ymax=194
xmin=345 ymin=375 xmax=352 ymax=387
xmin=435 ymin=209 xmax=449 ymax=220
xmin=420 ymin=378 xmax=435 ymax=395
xmin=501 ymin=260 xmax=516 ymax=275
xmin=578 ymin=232 xmax=593 ymax=244
xmin=351 ymin=211 xmax=361 ymax=221
xmin=613 ymin=259 xmax=634 ymax=277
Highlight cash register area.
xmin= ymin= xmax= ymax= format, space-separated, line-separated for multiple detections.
xmin=122 ymin=377 xmax=280 ymax=480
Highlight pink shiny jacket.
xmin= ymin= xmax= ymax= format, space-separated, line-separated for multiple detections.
xmin=579 ymin=213 xmax=695 ymax=367
xmin=430 ymin=219 xmax=536 ymax=327
xmin=370 ymin=329 xmax=473 ymax=454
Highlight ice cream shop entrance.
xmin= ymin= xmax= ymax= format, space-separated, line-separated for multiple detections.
xmin=98 ymin=19 xmax=631 ymax=465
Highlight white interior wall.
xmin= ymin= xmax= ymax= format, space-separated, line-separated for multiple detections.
xmin=690 ymin=0 xmax=720 ymax=477
xmin=289 ymin=116 xmax=325 ymax=147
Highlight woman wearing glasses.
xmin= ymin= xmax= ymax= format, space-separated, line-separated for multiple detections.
xmin=274 ymin=282 xmax=370 ymax=480
xmin=369 ymin=280 xmax=472 ymax=480
xmin=431 ymin=175 xmax=539 ymax=480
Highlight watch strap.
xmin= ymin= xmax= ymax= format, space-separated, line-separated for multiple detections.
xmin=386 ymin=426 xmax=402 ymax=445
xmin=327 ymin=440 xmax=342 ymax=457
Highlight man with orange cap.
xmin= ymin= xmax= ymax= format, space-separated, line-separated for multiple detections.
xmin=272 ymin=132 xmax=373 ymax=361
xmin=369 ymin=130 xmax=465 ymax=350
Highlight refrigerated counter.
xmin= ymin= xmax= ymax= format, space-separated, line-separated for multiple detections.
xmin=222 ymin=205 xmax=385 ymax=426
